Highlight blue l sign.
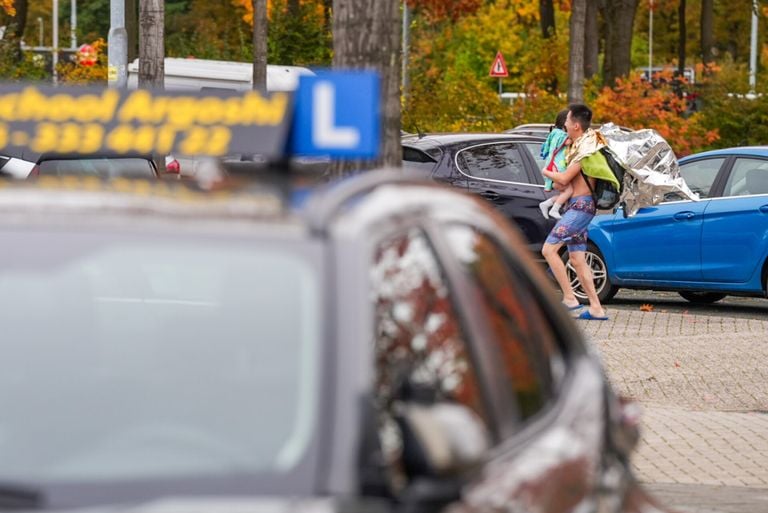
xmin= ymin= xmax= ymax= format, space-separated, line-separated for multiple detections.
xmin=289 ymin=71 xmax=380 ymax=158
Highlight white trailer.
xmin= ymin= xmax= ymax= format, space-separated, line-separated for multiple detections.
xmin=127 ymin=57 xmax=315 ymax=92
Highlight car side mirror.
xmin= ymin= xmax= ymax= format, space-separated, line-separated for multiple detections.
xmin=397 ymin=402 xmax=490 ymax=479
xmin=395 ymin=401 xmax=490 ymax=513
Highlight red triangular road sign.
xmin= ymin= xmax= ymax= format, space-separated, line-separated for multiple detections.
xmin=489 ymin=51 xmax=509 ymax=78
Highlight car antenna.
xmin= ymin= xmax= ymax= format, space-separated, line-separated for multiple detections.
xmin=403 ymin=110 xmax=426 ymax=139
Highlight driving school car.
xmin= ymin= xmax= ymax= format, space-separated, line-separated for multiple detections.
xmin=0 ymin=172 xmax=668 ymax=513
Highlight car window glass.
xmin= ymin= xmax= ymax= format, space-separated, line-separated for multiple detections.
xmin=524 ymin=142 xmax=546 ymax=172
xmin=371 ymin=228 xmax=491 ymax=485
xmin=402 ymin=146 xmax=437 ymax=173
xmin=723 ymin=158 xmax=768 ymax=197
xmin=667 ymin=158 xmax=724 ymax=200
xmin=39 ymin=158 xmax=155 ymax=178
xmin=0 ymin=233 xmax=320 ymax=482
xmin=456 ymin=144 xmax=529 ymax=183
xmin=444 ymin=224 xmax=566 ymax=421
xmin=372 ymin=228 xmax=488 ymax=416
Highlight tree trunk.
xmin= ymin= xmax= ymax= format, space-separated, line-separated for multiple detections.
xmin=6 ymin=0 xmax=28 ymax=40
xmin=126 ymin=0 xmax=138 ymax=62
xmin=602 ymin=0 xmax=639 ymax=88
xmin=540 ymin=0 xmax=555 ymax=38
xmin=584 ymin=0 xmax=599 ymax=79
xmin=1 ymin=0 xmax=28 ymax=63
xmin=138 ymin=0 xmax=164 ymax=88
xmin=568 ymin=0 xmax=586 ymax=102
xmin=252 ymin=0 xmax=268 ymax=90
xmin=330 ymin=0 xmax=401 ymax=175
xmin=700 ymin=0 xmax=714 ymax=67
xmin=678 ymin=0 xmax=686 ymax=76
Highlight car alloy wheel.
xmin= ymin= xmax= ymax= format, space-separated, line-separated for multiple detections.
xmin=562 ymin=244 xmax=617 ymax=304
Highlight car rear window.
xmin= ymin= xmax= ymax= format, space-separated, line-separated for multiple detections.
xmin=402 ymin=146 xmax=438 ymax=173
xmin=38 ymin=158 xmax=156 ymax=179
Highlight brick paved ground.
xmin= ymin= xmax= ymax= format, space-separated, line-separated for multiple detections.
xmin=576 ymin=309 xmax=768 ymax=512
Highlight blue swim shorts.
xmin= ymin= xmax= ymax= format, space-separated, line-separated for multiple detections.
xmin=545 ymin=195 xmax=597 ymax=252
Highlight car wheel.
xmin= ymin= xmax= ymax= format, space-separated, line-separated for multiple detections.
xmin=561 ymin=243 xmax=619 ymax=304
xmin=678 ymin=291 xmax=727 ymax=304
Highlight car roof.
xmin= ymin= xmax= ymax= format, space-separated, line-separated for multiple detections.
xmin=679 ymin=146 xmax=768 ymax=161
xmin=402 ymin=132 xmax=546 ymax=150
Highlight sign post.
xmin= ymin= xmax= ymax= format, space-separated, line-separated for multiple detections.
xmin=489 ymin=51 xmax=509 ymax=97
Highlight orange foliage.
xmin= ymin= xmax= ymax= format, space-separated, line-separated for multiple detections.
xmin=232 ymin=0 xmax=323 ymax=25
xmin=0 ymin=0 xmax=14 ymax=16
xmin=406 ymin=0 xmax=483 ymax=22
xmin=592 ymin=72 xmax=719 ymax=157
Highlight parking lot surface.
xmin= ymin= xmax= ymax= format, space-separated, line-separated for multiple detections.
xmin=577 ymin=296 xmax=768 ymax=512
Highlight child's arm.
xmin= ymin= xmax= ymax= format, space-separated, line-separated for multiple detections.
xmin=542 ymin=159 xmax=581 ymax=186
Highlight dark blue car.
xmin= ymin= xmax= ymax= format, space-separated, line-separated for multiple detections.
xmin=568 ymin=146 xmax=768 ymax=304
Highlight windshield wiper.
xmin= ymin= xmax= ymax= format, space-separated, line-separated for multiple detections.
xmin=0 ymin=483 xmax=45 ymax=510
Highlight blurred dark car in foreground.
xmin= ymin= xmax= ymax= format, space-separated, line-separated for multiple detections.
xmin=575 ymin=146 xmax=768 ymax=304
xmin=0 ymin=172 xmax=667 ymax=512
xmin=401 ymin=132 xmax=558 ymax=257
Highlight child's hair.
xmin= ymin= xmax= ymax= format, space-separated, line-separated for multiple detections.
xmin=553 ymin=109 xmax=569 ymax=131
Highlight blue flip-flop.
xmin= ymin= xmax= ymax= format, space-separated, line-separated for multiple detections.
xmin=563 ymin=303 xmax=584 ymax=311
xmin=576 ymin=310 xmax=609 ymax=321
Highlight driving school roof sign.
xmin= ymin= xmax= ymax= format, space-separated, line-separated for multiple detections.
xmin=0 ymin=71 xmax=380 ymax=159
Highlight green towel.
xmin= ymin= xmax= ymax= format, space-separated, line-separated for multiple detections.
xmin=580 ymin=151 xmax=621 ymax=190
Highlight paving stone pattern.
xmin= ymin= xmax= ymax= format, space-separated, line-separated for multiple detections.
xmin=576 ymin=309 xmax=768 ymax=511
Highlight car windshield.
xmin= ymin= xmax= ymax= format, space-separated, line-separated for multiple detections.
xmin=0 ymin=228 xmax=321 ymax=498
xmin=38 ymin=158 xmax=156 ymax=178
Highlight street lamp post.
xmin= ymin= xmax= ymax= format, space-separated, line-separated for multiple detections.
xmin=749 ymin=0 xmax=758 ymax=94
xmin=52 ymin=0 xmax=58 ymax=84
xmin=108 ymin=0 xmax=128 ymax=88
xmin=402 ymin=0 xmax=410 ymax=108
xmin=648 ymin=0 xmax=653 ymax=81
xmin=71 ymin=0 xmax=77 ymax=49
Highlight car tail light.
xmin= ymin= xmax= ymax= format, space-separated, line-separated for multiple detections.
xmin=28 ymin=165 xmax=39 ymax=178
xmin=166 ymin=159 xmax=181 ymax=174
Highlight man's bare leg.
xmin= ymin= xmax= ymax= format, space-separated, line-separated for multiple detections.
xmin=541 ymin=242 xmax=579 ymax=308
xmin=568 ymin=250 xmax=606 ymax=317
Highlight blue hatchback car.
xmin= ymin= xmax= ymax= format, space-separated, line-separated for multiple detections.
xmin=566 ymin=146 xmax=768 ymax=304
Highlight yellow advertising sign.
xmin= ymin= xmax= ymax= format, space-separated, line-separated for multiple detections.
xmin=0 ymin=84 xmax=293 ymax=157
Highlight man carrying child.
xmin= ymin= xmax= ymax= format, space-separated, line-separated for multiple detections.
xmin=540 ymin=103 xmax=608 ymax=321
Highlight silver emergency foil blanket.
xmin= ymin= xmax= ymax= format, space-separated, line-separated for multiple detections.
xmin=599 ymin=123 xmax=699 ymax=216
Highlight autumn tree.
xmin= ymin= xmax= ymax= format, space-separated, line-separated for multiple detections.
xmin=677 ymin=0 xmax=687 ymax=78
xmin=540 ymin=0 xmax=555 ymax=37
xmin=568 ymin=0 xmax=586 ymax=102
xmin=138 ymin=0 xmax=164 ymax=88
xmin=0 ymin=0 xmax=27 ymax=64
xmin=331 ymin=0 xmax=402 ymax=173
xmin=231 ymin=0 xmax=331 ymax=66
xmin=700 ymin=0 xmax=714 ymax=67
xmin=584 ymin=0 xmax=598 ymax=79
xmin=602 ymin=0 xmax=639 ymax=87
xmin=252 ymin=0 xmax=267 ymax=89
xmin=406 ymin=0 xmax=482 ymax=23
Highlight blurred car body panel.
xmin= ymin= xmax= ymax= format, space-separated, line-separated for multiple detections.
xmin=0 ymin=173 xmax=668 ymax=513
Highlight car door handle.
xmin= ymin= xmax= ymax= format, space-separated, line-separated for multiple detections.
xmin=760 ymin=205 xmax=768 ymax=214
xmin=479 ymin=191 xmax=501 ymax=201
xmin=673 ymin=211 xmax=696 ymax=221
